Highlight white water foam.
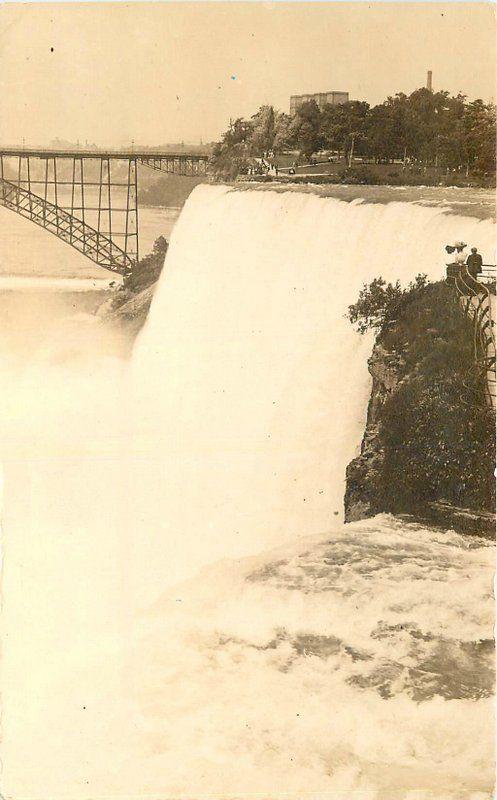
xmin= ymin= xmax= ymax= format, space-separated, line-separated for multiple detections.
xmin=0 ymin=185 xmax=494 ymax=798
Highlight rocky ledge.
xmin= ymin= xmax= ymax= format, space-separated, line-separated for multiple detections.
xmin=344 ymin=281 xmax=496 ymax=537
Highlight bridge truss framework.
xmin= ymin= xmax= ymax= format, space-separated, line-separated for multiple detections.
xmin=0 ymin=149 xmax=209 ymax=276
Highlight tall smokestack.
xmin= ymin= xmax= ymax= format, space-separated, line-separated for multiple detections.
xmin=427 ymin=70 xmax=433 ymax=91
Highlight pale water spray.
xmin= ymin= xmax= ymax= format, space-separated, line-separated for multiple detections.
xmin=0 ymin=185 xmax=494 ymax=798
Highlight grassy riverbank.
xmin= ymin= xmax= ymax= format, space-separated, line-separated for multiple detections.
xmin=240 ymin=166 xmax=495 ymax=189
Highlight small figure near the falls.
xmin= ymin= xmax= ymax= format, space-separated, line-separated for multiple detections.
xmin=445 ymin=241 xmax=467 ymax=263
xmin=445 ymin=241 xmax=467 ymax=282
xmin=453 ymin=241 xmax=467 ymax=264
xmin=466 ymin=247 xmax=483 ymax=279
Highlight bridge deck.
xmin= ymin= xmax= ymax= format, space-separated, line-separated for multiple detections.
xmin=0 ymin=147 xmax=208 ymax=160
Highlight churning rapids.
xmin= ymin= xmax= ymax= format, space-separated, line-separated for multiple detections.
xmin=0 ymin=185 xmax=494 ymax=799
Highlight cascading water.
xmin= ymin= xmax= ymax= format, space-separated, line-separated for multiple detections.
xmin=129 ymin=184 xmax=495 ymax=597
xmin=0 ymin=185 xmax=494 ymax=799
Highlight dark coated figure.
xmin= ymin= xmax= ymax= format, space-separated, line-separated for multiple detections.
xmin=466 ymin=247 xmax=483 ymax=280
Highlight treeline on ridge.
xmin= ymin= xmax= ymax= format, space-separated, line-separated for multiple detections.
xmin=211 ymin=88 xmax=495 ymax=181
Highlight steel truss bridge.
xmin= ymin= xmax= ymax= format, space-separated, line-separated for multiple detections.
xmin=0 ymin=148 xmax=209 ymax=276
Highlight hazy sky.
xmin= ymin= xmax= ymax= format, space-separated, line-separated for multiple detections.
xmin=0 ymin=2 xmax=495 ymax=147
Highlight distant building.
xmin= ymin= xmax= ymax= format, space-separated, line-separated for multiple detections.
xmin=290 ymin=91 xmax=349 ymax=114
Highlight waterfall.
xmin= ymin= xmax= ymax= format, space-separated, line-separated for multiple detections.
xmin=129 ymin=184 xmax=495 ymax=596
xmin=0 ymin=185 xmax=494 ymax=798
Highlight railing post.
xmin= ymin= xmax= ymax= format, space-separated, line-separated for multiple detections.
xmin=124 ymin=157 xmax=138 ymax=273
xmin=106 ymin=158 xmax=112 ymax=264
xmin=97 ymin=158 xmax=104 ymax=263
xmin=26 ymin=155 xmax=32 ymax=218
xmin=70 ymin=157 xmax=76 ymax=244
xmin=80 ymin=158 xmax=86 ymax=254
xmin=53 ymin=156 xmax=59 ymax=235
xmin=43 ymin=158 xmax=48 ymax=227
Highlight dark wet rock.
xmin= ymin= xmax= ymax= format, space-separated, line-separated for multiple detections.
xmin=344 ymin=295 xmax=496 ymax=536
xmin=418 ymin=502 xmax=496 ymax=539
xmin=104 ymin=283 xmax=156 ymax=326
xmin=344 ymin=344 xmax=400 ymax=523
xmin=343 ymin=645 xmax=373 ymax=662
xmin=347 ymin=662 xmax=405 ymax=699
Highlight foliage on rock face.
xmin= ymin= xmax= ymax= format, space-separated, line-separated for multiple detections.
xmin=347 ymin=274 xmax=429 ymax=334
xmin=380 ymin=375 xmax=495 ymax=512
xmin=124 ymin=235 xmax=168 ymax=294
xmin=348 ymin=279 xmax=496 ymax=514
xmin=106 ymin=235 xmax=169 ymax=317
xmin=105 ymin=235 xmax=169 ymax=320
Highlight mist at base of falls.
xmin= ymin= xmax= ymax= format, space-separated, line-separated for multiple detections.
xmin=0 ymin=185 xmax=494 ymax=799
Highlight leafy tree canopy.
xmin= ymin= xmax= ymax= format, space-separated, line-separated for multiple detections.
xmin=211 ymin=88 xmax=495 ymax=178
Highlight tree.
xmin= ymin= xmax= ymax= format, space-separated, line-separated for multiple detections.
xmin=210 ymin=117 xmax=253 ymax=178
xmin=249 ymin=105 xmax=275 ymax=154
xmin=273 ymin=112 xmax=294 ymax=152
xmin=152 ymin=235 xmax=169 ymax=256
xmin=209 ymin=87 xmax=495 ymax=180
xmin=123 ymin=236 xmax=169 ymax=293
xmin=320 ymin=101 xmax=370 ymax=161
xmin=463 ymin=100 xmax=496 ymax=174
xmin=221 ymin=117 xmax=253 ymax=149
xmin=406 ymin=88 xmax=439 ymax=162
xmin=288 ymin=100 xmax=322 ymax=160
xmin=347 ymin=274 xmax=428 ymax=334
xmin=367 ymin=94 xmax=414 ymax=162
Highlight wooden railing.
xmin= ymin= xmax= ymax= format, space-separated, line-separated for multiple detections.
xmin=447 ymin=262 xmax=496 ymax=409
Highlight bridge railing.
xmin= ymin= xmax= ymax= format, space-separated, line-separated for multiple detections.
xmin=0 ymin=146 xmax=209 ymax=161
xmin=446 ymin=261 xmax=496 ymax=409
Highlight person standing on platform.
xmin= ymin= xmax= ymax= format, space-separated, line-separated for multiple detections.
xmin=466 ymin=247 xmax=483 ymax=280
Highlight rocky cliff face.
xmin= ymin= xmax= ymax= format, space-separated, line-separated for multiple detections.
xmin=344 ymin=343 xmax=402 ymax=522
xmin=344 ymin=281 xmax=496 ymax=536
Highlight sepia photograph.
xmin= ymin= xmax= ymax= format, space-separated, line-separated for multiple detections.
xmin=0 ymin=2 xmax=495 ymax=798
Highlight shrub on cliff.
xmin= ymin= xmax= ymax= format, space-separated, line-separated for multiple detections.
xmin=107 ymin=235 xmax=169 ymax=317
xmin=347 ymin=274 xmax=429 ymax=334
xmin=124 ymin=235 xmax=169 ymax=294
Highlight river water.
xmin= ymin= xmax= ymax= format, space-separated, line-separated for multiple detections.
xmin=0 ymin=201 xmax=180 ymax=358
xmin=0 ymin=184 xmax=494 ymax=799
